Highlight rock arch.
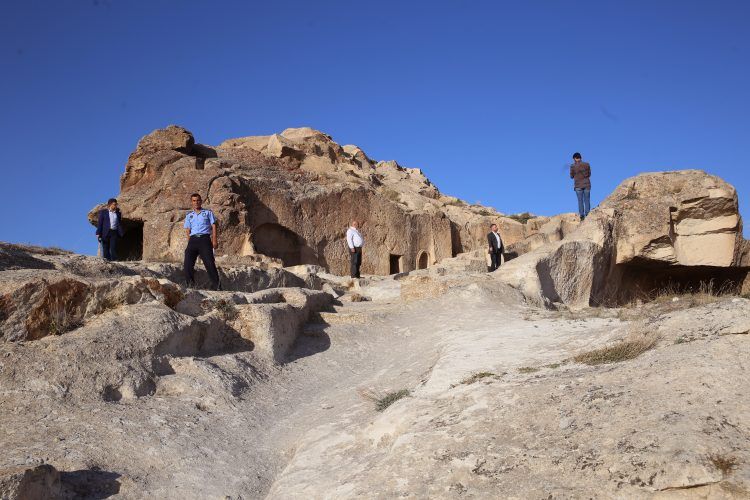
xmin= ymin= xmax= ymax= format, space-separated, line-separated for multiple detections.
xmin=417 ymin=251 xmax=429 ymax=270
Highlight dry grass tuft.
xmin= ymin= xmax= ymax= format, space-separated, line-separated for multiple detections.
xmin=460 ymin=372 xmax=498 ymax=385
xmin=48 ymin=296 xmax=82 ymax=335
xmin=349 ymin=293 xmax=369 ymax=303
xmin=214 ymin=299 xmax=238 ymax=321
xmin=518 ymin=366 xmax=540 ymax=374
xmin=573 ymin=334 xmax=657 ymax=366
xmin=360 ymin=388 xmax=410 ymax=412
xmin=708 ymin=453 xmax=739 ymax=475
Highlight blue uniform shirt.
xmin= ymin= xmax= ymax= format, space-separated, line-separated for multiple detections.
xmin=184 ymin=209 xmax=216 ymax=236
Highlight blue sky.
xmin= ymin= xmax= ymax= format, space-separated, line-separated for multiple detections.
xmin=1 ymin=0 xmax=748 ymax=254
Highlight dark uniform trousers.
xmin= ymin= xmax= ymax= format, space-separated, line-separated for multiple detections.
xmin=102 ymin=233 xmax=119 ymax=261
xmin=350 ymin=247 xmax=362 ymax=278
xmin=184 ymin=234 xmax=221 ymax=289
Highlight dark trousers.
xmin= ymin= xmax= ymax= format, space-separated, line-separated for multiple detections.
xmin=184 ymin=235 xmax=220 ymax=290
xmin=102 ymin=233 xmax=119 ymax=261
xmin=350 ymin=247 xmax=362 ymax=278
xmin=489 ymin=249 xmax=503 ymax=272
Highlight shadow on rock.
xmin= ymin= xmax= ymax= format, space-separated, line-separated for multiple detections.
xmin=285 ymin=331 xmax=331 ymax=363
xmin=60 ymin=468 xmax=121 ymax=499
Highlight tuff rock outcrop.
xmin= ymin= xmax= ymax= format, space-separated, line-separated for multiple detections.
xmin=88 ymin=125 xmax=574 ymax=276
xmin=498 ymin=170 xmax=749 ymax=307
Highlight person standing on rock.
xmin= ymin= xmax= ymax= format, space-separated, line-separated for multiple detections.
xmin=487 ymin=224 xmax=504 ymax=272
xmin=183 ymin=193 xmax=221 ymax=290
xmin=346 ymin=220 xmax=364 ymax=279
xmin=96 ymin=198 xmax=125 ymax=261
xmin=570 ymin=152 xmax=591 ymax=220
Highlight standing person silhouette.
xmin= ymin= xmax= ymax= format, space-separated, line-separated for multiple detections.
xmin=570 ymin=152 xmax=591 ymax=220
xmin=183 ymin=193 xmax=221 ymax=290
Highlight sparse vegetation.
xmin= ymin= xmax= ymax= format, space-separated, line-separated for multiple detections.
xmin=360 ymin=388 xmax=410 ymax=411
xmin=573 ymin=335 xmax=657 ymax=366
xmin=518 ymin=366 xmax=540 ymax=374
xmin=460 ymin=371 xmax=498 ymax=385
xmin=48 ymin=296 xmax=82 ymax=335
xmin=474 ymin=208 xmax=494 ymax=217
xmin=444 ymin=197 xmax=466 ymax=207
xmin=349 ymin=293 xmax=368 ymax=302
xmin=507 ymin=212 xmax=534 ymax=224
xmin=544 ymin=361 xmax=567 ymax=369
xmin=214 ymin=299 xmax=238 ymax=321
xmin=708 ymin=453 xmax=738 ymax=476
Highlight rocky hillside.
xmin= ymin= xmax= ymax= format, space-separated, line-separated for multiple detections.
xmin=1 ymin=238 xmax=750 ymax=498
xmin=88 ymin=126 xmax=578 ymax=275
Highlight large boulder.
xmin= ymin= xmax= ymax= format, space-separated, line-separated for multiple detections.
xmin=498 ymin=171 xmax=749 ymax=307
xmin=602 ymin=170 xmax=744 ymax=267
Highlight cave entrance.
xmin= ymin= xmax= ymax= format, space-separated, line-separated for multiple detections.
xmin=117 ymin=220 xmax=143 ymax=261
xmin=613 ymin=263 xmax=747 ymax=304
xmin=252 ymin=223 xmax=302 ymax=266
xmin=417 ymin=251 xmax=429 ymax=270
xmin=389 ymin=254 xmax=402 ymax=274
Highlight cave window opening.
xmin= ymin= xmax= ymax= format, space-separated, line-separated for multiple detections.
xmin=252 ymin=223 xmax=302 ymax=267
xmin=417 ymin=252 xmax=429 ymax=270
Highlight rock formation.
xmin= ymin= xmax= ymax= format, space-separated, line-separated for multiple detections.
xmin=89 ymin=125 xmax=573 ymax=276
xmin=498 ymin=170 xmax=750 ymax=307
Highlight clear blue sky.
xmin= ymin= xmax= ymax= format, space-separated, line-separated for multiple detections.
xmin=2 ymin=0 xmax=748 ymax=254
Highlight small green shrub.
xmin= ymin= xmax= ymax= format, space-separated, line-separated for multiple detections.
xmin=507 ymin=212 xmax=534 ymax=224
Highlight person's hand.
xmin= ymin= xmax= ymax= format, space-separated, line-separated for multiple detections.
xmin=212 ymin=239 xmax=218 ymax=250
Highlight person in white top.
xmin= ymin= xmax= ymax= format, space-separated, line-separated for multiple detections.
xmin=346 ymin=220 xmax=364 ymax=278
xmin=487 ymin=223 xmax=504 ymax=272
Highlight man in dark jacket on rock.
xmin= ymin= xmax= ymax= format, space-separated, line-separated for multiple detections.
xmin=487 ymin=224 xmax=504 ymax=272
xmin=96 ymin=198 xmax=125 ymax=261
xmin=570 ymin=152 xmax=591 ymax=220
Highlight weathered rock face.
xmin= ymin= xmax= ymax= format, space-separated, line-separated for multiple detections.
xmin=498 ymin=171 xmax=749 ymax=307
xmin=90 ymin=126 xmax=560 ymax=276
xmin=602 ymin=170 xmax=744 ymax=268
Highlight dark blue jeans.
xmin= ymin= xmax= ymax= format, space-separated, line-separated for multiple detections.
xmin=575 ymin=188 xmax=591 ymax=218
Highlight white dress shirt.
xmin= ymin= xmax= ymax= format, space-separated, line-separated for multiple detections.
xmin=346 ymin=227 xmax=364 ymax=249
xmin=493 ymin=231 xmax=502 ymax=248
xmin=108 ymin=210 xmax=119 ymax=230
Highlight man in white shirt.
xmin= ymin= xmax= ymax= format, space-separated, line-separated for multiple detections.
xmin=346 ymin=220 xmax=364 ymax=278
xmin=487 ymin=223 xmax=504 ymax=272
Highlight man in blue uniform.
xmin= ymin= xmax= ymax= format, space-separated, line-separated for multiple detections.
xmin=96 ymin=198 xmax=125 ymax=261
xmin=183 ymin=193 xmax=221 ymax=290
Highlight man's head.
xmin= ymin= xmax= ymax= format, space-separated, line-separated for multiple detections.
xmin=572 ymin=152 xmax=582 ymax=163
xmin=191 ymin=193 xmax=202 ymax=210
xmin=351 ymin=220 xmax=359 ymax=229
xmin=107 ymin=198 xmax=118 ymax=211
xmin=490 ymin=223 xmax=498 ymax=232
